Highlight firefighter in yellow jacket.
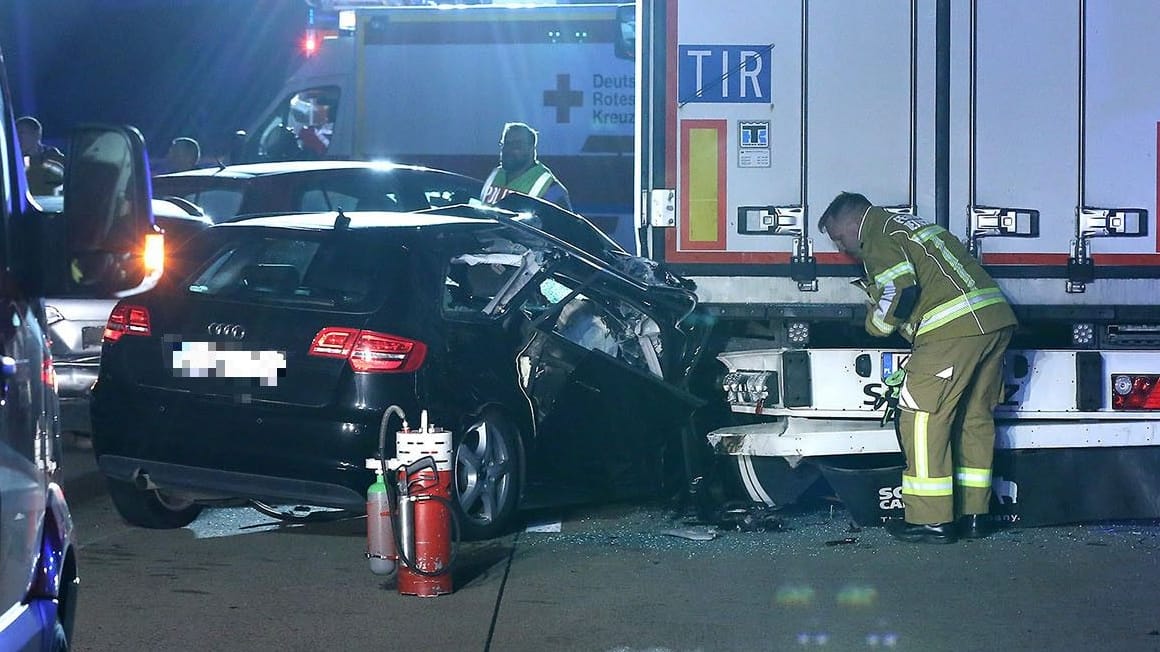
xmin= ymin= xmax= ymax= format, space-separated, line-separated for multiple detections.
xmin=819 ymin=192 xmax=1017 ymax=543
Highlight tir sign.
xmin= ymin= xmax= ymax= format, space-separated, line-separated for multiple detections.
xmin=679 ymin=45 xmax=772 ymax=104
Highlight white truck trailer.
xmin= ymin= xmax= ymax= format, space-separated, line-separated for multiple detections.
xmin=242 ymin=1 xmax=638 ymax=250
xmin=633 ymin=0 xmax=1160 ymax=525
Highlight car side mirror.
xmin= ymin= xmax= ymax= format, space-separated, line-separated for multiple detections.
xmin=51 ymin=125 xmax=162 ymax=297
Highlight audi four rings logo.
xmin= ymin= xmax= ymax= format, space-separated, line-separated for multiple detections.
xmin=207 ymin=323 xmax=246 ymax=340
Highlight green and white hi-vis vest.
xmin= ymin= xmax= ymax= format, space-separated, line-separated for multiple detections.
xmin=860 ymin=207 xmax=1017 ymax=343
xmin=481 ymin=162 xmax=558 ymax=204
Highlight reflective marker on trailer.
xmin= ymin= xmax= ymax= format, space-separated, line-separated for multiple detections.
xmin=1111 ymin=374 xmax=1160 ymax=410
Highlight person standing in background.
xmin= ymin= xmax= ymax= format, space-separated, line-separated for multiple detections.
xmin=16 ymin=115 xmax=65 ymax=195
xmin=480 ymin=122 xmax=572 ymax=211
xmin=161 ymin=137 xmax=201 ymax=173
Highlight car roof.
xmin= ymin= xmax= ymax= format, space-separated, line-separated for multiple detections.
xmin=216 ymin=210 xmax=496 ymax=232
xmin=155 ymin=160 xmax=472 ymax=181
xmin=32 ymin=195 xmax=205 ymax=221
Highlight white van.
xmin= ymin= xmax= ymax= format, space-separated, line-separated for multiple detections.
xmin=240 ymin=2 xmax=637 ymax=250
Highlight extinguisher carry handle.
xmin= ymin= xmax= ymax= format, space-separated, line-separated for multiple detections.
xmin=403 ymin=455 xmax=438 ymax=478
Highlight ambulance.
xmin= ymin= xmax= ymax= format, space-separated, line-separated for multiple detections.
xmin=632 ymin=0 xmax=1160 ymax=525
xmin=240 ymin=1 xmax=638 ymax=250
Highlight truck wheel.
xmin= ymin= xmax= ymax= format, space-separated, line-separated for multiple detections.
xmin=106 ymin=478 xmax=203 ymax=529
xmin=733 ymin=455 xmax=821 ymax=507
xmin=454 ymin=410 xmax=520 ymax=540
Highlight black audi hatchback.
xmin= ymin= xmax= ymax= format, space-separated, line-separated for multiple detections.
xmin=91 ymin=204 xmax=707 ymax=539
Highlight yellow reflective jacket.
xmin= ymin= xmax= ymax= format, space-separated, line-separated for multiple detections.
xmin=859 ymin=207 xmax=1017 ymax=343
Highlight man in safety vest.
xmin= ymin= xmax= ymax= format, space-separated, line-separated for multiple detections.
xmin=819 ymin=192 xmax=1017 ymax=544
xmin=481 ymin=122 xmax=572 ymax=211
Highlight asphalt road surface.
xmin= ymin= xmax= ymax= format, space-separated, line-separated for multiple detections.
xmin=61 ymin=442 xmax=1160 ymax=652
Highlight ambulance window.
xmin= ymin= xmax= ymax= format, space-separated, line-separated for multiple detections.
xmin=253 ymin=86 xmax=340 ymax=161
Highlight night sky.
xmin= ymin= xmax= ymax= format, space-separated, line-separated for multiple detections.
xmin=0 ymin=0 xmax=307 ymax=158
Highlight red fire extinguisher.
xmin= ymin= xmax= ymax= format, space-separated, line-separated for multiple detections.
xmin=393 ymin=410 xmax=456 ymax=597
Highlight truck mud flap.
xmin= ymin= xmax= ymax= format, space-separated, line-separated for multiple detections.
xmin=812 ymin=447 xmax=1160 ymax=528
xmin=811 ymin=454 xmax=906 ymax=527
xmin=992 ymin=447 xmax=1160 ymax=527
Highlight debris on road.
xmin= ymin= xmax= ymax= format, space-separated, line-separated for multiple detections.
xmin=660 ymin=526 xmax=718 ymax=541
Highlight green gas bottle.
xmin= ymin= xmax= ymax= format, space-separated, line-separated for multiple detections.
xmin=366 ymin=470 xmax=396 ymax=575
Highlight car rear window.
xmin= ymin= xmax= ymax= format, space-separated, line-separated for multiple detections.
xmin=186 ymin=229 xmax=398 ymax=310
xmin=153 ymin=177 xmax=246 ymax=223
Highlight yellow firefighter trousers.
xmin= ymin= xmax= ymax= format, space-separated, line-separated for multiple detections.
xmin=897 ymin=328 xmax=1014 ymax=524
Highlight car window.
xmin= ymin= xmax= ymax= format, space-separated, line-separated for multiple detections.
xmin=153 ymin=177 xmax=246 ymax=223
xmin=443 ymin=253 xmax=524 ymax=314
xmin=178 ymin=188 xmax=244 ymax=223
xmin=187 ymin=230 xmax=395 ymax=310
xmin=534 ymin=274 xmax=664 ymax=377
xmin=297 ymin=172 xmax=403 ymax=212
xmin=400 ymin=170 xmax=482 ymax=209
xmin=441 ymin=236 xmax=665 ymax=376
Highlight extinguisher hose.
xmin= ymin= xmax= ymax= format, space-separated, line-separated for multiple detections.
xmin=377 ymin=405 xmax=409 ymax=471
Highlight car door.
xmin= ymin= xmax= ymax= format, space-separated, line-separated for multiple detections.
xmin=445 ymin=222 xmax=706 ymax=500
xmin=519 ymin=267 xmax=704 ymax=499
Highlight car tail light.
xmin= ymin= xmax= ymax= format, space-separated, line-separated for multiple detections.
xmin=308 ymin=327 xmax=427 ymax=373
xmin=1111 ymin=374 xmax=1160 ymax=410
xmin=103 ymin=304 xmax=152 ymax=343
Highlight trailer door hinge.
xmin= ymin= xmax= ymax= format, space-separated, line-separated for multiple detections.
xmin=647 ymin=189 xmax=676 ymax=227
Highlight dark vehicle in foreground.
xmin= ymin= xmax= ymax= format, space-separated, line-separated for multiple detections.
xmin=91 ymin=201 xmax=708 ymax=539
xmin=41 ymin=198 xmax=212 ymax=437
xmin=0 ymin=54 xmax=161 ymax=650
xmin=152 ymin=160 xmax=483 ymax=223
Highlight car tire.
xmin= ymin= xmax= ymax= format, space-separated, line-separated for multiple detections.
xmin=106 ymin=479 xmax=203 ymax=529
xmin=454 ymin=410 xmax=520 ymax=540
xmin=49 ymin=619 xmax=68 ymax=652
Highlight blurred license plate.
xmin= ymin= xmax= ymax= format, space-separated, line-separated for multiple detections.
xmin=82 ymin=326 xmax=104 ymax=348
xmin=881 ymin=352 xmax=910 ymax=380
xmin=172 ymin=342 xmax=287 ymax=386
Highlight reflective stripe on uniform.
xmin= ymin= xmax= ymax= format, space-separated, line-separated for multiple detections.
xmin=955 ymin=466 xmax=992 ymax=488
xmin=911 ymin=225 xmax=976 ymax=290
xmin=913 ymin=411 xmax=929 ymax=478
xmin=869 ymin=310 xmax=894 ymax=336
xmin=528 ymin=171 xmax=554 ymax=197
xmin=910 ymin=225 xmax=942 ymax=243
xmin=874 ymin=261 xmax=914 ymax=286
xmin=902 ymin=474 xmax=953 ymax=496
xmin=916 ymin=287 xmax=1007 ymax=336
